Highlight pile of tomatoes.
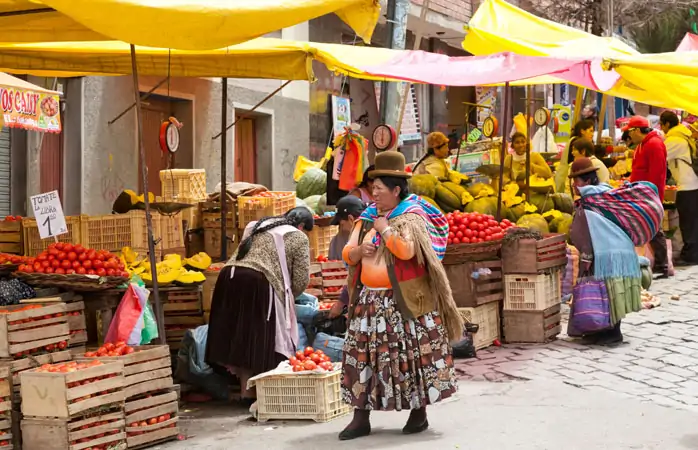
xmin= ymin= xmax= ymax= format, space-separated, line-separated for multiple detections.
xmin=36 ymin=360 xmax=103 ymax=374
xmin=0 ymin=253 xmax=30 ymax=265
xmin=289 ymin=347 xmax=335 ymax=372
xmin=3 ymin=215 xmax=22 ymax=222
xmin=127 ymin=414 xmax=175 ymax=436
xmin=316 ymin=255 xmax=329 ymax=262
xmin=318 ymin=301 xmax=335 ymax=311
xmin=69 ymin=418 xmax=122 ymax=447
xmin=17 ymin=243 xmax=129 ymax=277
xmin=446 ymin=212 xmax=515 ymax=246
xmin=84 ymin=341 xmax=136 ymax=358
xmin=11 ymin=339 xmax=67 ymax=358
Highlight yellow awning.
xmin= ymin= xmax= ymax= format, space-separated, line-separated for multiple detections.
xmin=0 ymin=0 xmax=380 ymax=49
xmin=0 ymin=39 xmax=400 ymax=80
xmin=463 ymin=0 xmax=698 ymax=113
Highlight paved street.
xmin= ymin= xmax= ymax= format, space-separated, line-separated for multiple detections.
xmin=161 ymin=266 xmax=698 ymax=449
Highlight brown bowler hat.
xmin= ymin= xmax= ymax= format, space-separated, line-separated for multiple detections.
xmin=368 ymin=151 xmax=411 ymax=179
xmin=568 ymin=157 xmax=598 ymax=178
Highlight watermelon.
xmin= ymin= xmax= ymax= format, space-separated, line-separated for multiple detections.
xmin=303 ymin=195 xmax=322 ymax=214
xmin=317 ymin=193 xmax=331 ymax=214
xmin=641 ymin=266 xmax=652 ymax=290
xmin=296 ymin=168 xmax=327 ymax=199
xmin=551 ymin=193 xmax=574 ymax=214
xmin=516 ymin=214 xmax=550 ymax=234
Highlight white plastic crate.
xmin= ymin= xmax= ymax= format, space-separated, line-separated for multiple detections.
xmin=458 ymin=302 xmax=500 ymax=350
xmin=503 ymin=269 xmax=562 ymax=311
xmin=253 ymin=370 xmax=350 ymax=423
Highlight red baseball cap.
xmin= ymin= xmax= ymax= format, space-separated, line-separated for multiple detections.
xmin=621 ymin=116 xmax=649 ymax=132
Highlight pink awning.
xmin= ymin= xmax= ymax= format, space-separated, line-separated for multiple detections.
xmin=677 ymin=33 xmax=698 ymax=52
xmin=357 ymin=51 xmax=618 ymax=89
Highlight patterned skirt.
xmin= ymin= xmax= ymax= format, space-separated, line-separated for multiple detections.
xmin=341 ymin=288 xmax=457 ymax=411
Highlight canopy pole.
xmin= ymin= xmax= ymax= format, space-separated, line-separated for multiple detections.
xmin=130 ymin=44 xmax=166 ymax=344
xmin=496 ymin=83 xmax=511 ymax=222
xmin=394 ymin=0 xmax=431 ymax=142
xmin=555 ymin=87 xmax=586 ymax=192
xmin=221 ymin=78 xmax=228 ymax=262
xmin=525 ymin=85 xmax=532 ymax=202
xmin=597 ymin=94 xmax=608 ymax=143
xmin=213 ymin=80 xmax=291 ymax=140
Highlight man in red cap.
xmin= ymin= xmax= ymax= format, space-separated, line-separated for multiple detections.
xmin=624 ymin=116 xmax=669 ymax=277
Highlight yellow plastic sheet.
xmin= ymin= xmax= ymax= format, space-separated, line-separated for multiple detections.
xmin=463 ymin=0 xmax=698 ymax=113
xmin=0 ymin=0 xmax=380 ymax=49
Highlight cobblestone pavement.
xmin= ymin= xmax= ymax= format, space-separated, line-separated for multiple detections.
xmin=455 ymin=265 xmax=698 ymax=410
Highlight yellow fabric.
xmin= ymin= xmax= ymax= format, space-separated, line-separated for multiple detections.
xmin=463 ymin=0 xmax=698 ymax=113
xmin=0 ymin=39 xmax=402 ymax=80
xmin=413 ymin=155 xmax=450 ymax=180
xmin=0 ymin=0 xmax=379 ymax=49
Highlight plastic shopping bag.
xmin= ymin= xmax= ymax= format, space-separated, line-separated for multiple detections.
xmin=569 ymin=278 xmax=612 ymax=335
xmin=141 ymin=301 xmax=159 ymax=344
xmin=105 ymin=284 xmax=154 ymax=345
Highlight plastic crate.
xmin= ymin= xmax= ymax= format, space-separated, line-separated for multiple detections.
xmin=81 ymin=211 xmax=161 ymax=253
xmin=309 ymin=225 xmax=337 ymax=261
xmin=503 ymin=269 xmax=562 ymax=311
xmin=458 ymin=302 xmax=500 ymax=350
xmin=22 ymin=216 xmax=85 ymax=256
xmin=237 ymin=192 xmax=296 ymax=230
xmin=254 ymin=370 xmax=350 ymax=423
xmin=159 ymin=169 xmax=207 ymax=201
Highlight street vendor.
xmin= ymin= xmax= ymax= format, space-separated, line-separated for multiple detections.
xmin=502 ymin=132 xmax=553 ymax=184
xmin=412 ymin=131 xmax=451 ymax=179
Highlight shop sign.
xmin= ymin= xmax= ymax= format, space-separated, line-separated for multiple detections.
xmin=30 ymin=190 xmax=67 ymax=239
xmin=331 ymin=95 xmax=351 ymax=139
xmin=0 ymin=88 xmax=61 ymax=133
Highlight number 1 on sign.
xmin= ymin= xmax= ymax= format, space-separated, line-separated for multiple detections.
xmin=42 ymin=216 xmax=52 ymax=237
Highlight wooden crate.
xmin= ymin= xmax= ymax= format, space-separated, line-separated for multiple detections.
xmin=21 ymin=411 xmax=125 ymax=450
xmin=309 ymin=225 xmax=337 ymax=261
xmin=163 ymin=289 xmax=202 ymax=315
xmin=65 ymin=301 xmax=86 ymax=332
xmin=125 ymin=390 xmax=178 ymax=448
xmin=502 ymin=304 xmax=561 ymax=344
xmin=202 ymin=270 xmax=221 ymax=312
xmin=20 ymin=361 xmax=125 ymax=419
xmin=0 ymin=367 xmax=11 ymax=419
xmin=237 ymin=192 xmax=296 ymax=230
xmin=0 ymin=417 xmax=12 ymax=449
xmin=22 ymin=216 xmax=85 ymax=257
xmin=160 ymin=213 xmax=185 ymax=251
xmin=201 ymin=200 xmax=237 ymax=231
xmin=321 ymin=262 xmax=347 ymax=299
xmin=7 ymin=349 xmax=72 ymax=390
xmin=0 ymin=221 xmax=22 ymax=255
xmin=0 ymin=303 xmax=70 ymax=358
xmin=168 ymin=196 xmax=202 ymax=231
xmin=160 ymin=169 xmax=207 ymax=201
xmin=76 ymin=346 xmax=172 ymax=400
xmin=501 ymin=234 xmax=567 ymax=274
xmin=204 ymin=228 xmax=238 ymax=261
xmin=458 ymin=302 xmax=500 ymax=350
xmin=445 ymin=259 xmax=504 ymax=308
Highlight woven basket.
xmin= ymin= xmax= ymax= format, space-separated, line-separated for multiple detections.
xmin=442 ymin=239 xmax=503 ymax=265
xmin=13 ymin=272 xmax=127 ymax=291
xmin=0 ymin=264 xmax=18 ymax=277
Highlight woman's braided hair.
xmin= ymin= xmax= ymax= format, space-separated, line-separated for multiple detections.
xmin=236 ymin=207 xmax=314 ymax=261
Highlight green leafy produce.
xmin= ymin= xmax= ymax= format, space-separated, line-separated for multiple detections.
xmin=296 ymin=168 xmax=327 ymax=199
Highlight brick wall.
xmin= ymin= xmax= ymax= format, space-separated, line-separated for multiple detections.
xmin=412 ymin=0 xmax=474 ymax=23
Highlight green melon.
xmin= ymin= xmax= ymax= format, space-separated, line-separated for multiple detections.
xmin=506 ymin=203 xmax=527 ymax=223
xmin=303 ymin=195 xmax=322 ymax=214
xmin=528 ymin=193 xmax=555 ymax=214
xmin=516 ymin=214 xmax=550 ymax=234
xmin=317 ymin=193 xmax=331 ymax=214
xmin=435 ymin=185 xmax=461 ymax=212
xmin=296 ymin=168 xmax=327 ymax=200
xmin=465 ymin=197 xmax=498 ymax=216
xmin=442 ymin=182 xmax=468 ymax=205
xmin=551 ymin=193 xmax=574 ymax=214
xmin=550 ymin=213 xmax=573 ymax=233
xmin=409 ymin=174 xmax=439 ymax=199
xmin=467 ymin=182 xmax=495 ymax=198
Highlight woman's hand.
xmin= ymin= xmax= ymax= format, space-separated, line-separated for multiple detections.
xmin=374 ymin=217 xmax=389 ymax=233
xmin=360 ymin=241 xmax=377 ymax=258
xmin=328 ymin=301 xmax=344 ymax=319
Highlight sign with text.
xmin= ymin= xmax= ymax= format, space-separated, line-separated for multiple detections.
xmin=30 ymin=191 xmax=67 ymax=239
xmin=0 ymin=89 xmax=61 ymax=133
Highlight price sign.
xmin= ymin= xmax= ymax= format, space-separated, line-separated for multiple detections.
xmin=30 ymin=190 xmax=67 ymax=239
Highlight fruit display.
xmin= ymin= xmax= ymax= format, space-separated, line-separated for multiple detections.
xmin=123 ymin=249 xmax=206 ymax=285
xmin=69 ymin=416 xmax=123 ymax=446
xmin=0 ymin=278 xmax=35 ymax=305
xmin=288 ymin=347 xmax=336 ymax=372
xmin=516 ymin=214 xmax=550 ymax=234
xmin=34 ymin=359 xmax=103 ymax=374
xmin=318 ymin=302 xmax=335 ymax=311
xmin=84 ymin=341 xmax=136 ymax=358
xmin=2 ymin=215 xmax=22 ymax=222
xmin=445 ymin=212 xmax=513 ymax=246
xmin=127 ymin=413 xmax=176 ymax=435
xmin=183 ymin=252 xmax=212 ymax=271
xmin=17 ymin=243 xmax=129 ymax=277
xmin=296 ymin=168 xmax=327 ymax=200
xmin=0 ymin=253 xmax=30 ymax=265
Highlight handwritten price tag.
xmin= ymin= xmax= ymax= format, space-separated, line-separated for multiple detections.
xmin=30 ymin=190 xmax=68 ymax=239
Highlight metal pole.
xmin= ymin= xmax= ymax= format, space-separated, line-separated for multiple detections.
xmin=381 ymin=0 xmax=410 ymax=129
xmin=496 ymin=83 xmax=511 ymax=222
xmin=220 ymin=79 xmax=228 ymax=262
xmin=525 ymin=86 xmax=532 ymax=202
xmin=597 ymin=95 xmax=608 ymax=143
xmin=108 ymin=77 xmax=169 ymax=125
xmin=130 ymin=44 xmax=165 ymax=344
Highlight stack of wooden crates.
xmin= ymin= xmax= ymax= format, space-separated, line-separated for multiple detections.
xmin=501 ymin=234 xmax=567 ymax=343
xmin=161 ymin=287 xmax=205 ymax=352
xmin=443 ymin=249 xmax=504 ymax=350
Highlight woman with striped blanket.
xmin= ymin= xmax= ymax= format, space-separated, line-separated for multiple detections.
xmin=339 ymin=151 xmax=462 ymax=441
xmin=568 ymin=158 xmax=643 ymax=345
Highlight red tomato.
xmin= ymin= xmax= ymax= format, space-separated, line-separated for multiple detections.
xmin=455 ymin=231 xmax=463 ymax=239
xmin=295 ymin=350 xmax=305 ymax=360
xmin=61 ymin=260 xmax=72 ymax=269
xmin=86 ymin=250 xmax=97 ymax=260
xmin=78 ymin=252 xmax=88 ymax=262
xmin=303 ymin=360 xmax=317 ymax=371
xmin=23 ymin=265 xmax=34 ymax=273
xmin=462 ymin=237 xmax=471 ymax=244
xmin=83 ymin=260 xmax=92 ymax=269
xmin=106 ymin=268 xmax=116 ymax=276
xmin=45 ymin=267 xmax=54 ymax=274
xmin=56 ymin=251 xmax=66 ymax=260
xmin=304 ymin=347 xmax=314 ymax=357
xmin=93 ymin=260 xmax=104 ymax=270
xmin=453 ymin=238 xmax=461 ymax=244
xmin=66 ymin=269 xmax=75 ymax=275
xmin=96 ymin=268 xmax=107 ymax=277
xmin=37 ymin=253 xmax=47 ymax=261
xmin=289 ymin=357 xmax=300 ymax=366
xmin=55 ymin=268 xmax=66 ymax=274
xmin=76 ymin=267 xmax=87 ymax=275
xmin=67 ymin=252 xmax=77 ymax=262
xmin=87 ymin=269 xmax=96 ymax=275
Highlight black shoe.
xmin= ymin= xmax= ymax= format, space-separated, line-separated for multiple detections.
xmin=654 ymin=272 xmax=671 ymax=280
xmin=596 ymin=331 xmax=623 ymax=346
xmin=403 ymin=420 xmax=429 ymax=435
xmin=338 ymin=424 xmax=371 ymax=441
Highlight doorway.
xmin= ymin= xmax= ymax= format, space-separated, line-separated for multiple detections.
xmin=234 ymin=116 xmax=257 ymax=183
xmin=39 ymin=128 xmax=63 ymax=200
